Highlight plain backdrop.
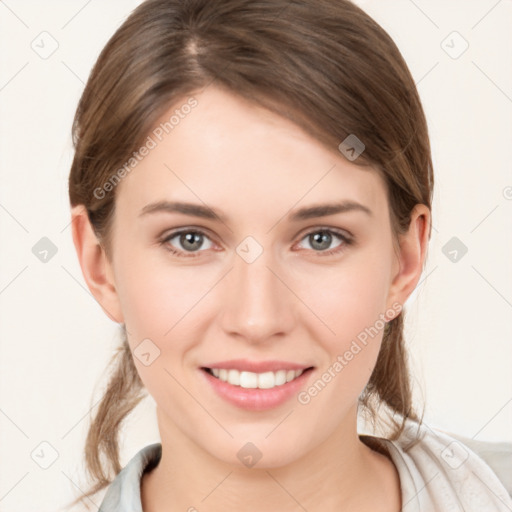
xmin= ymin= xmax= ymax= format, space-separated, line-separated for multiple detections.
xmin=0 ymin=1 xmax=511 ymax=510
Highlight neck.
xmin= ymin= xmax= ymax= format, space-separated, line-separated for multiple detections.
xmin=141 ymin=406 xmax=401 ymax=512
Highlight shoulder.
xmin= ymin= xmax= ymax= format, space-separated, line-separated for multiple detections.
xmin=378 ymin=420 xmax=512 ymax=512
xmin=98 ymin=443 xmax=162 ymax=512
xmin=441 ymin=429 xmax=512 ymax=496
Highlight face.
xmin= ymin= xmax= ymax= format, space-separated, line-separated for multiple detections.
xmin=101 ymin=86 xmax=408 ymax=467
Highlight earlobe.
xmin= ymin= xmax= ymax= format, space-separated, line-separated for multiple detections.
xmin=387 ymin=204 xmax=431 ymax=311
xmin=70 ymin=205 xmax=124 ymax=323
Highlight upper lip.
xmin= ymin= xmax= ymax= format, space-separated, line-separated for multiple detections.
xmin=202 ymin=359 xmax=313 ymax=373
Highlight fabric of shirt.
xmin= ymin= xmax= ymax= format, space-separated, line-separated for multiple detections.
xmin=97 ymin=420 xmax=512 ymax=512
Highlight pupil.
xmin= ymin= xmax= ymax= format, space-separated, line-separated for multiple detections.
xmin=182 ymin=232 xmax=202 ymax=250
xmin=311 ymin=231 xmax=331 ymax=250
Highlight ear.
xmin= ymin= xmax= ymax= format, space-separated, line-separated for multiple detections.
xmin=386 ymin=203 xmax=431 ymax=314
xmin=70 ymin=205 xmax=124 ymax=323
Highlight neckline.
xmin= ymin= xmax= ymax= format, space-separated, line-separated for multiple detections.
xmin=136 ymin=435 xmax=408 ymax=511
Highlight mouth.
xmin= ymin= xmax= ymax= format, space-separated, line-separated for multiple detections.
xmin=199 ymin=360 xmax=315 ymax=411
xmin=201 ymin=367 xmax=314 ymax=390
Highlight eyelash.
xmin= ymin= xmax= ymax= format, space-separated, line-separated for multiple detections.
xmin=158 ymin=227 xmax=354 ymax=258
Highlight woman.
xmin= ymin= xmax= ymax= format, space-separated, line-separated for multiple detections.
xmin=66 ymin=0 xmax=512 ymax=510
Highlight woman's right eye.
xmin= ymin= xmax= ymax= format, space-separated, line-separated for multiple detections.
xmin=159 ymin=229 xmax=214 ymax=257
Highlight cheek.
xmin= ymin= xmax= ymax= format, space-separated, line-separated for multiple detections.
xmin=113 ymin=250 xmax=218 ymax=399
xmin=298 ymin=252 xmax=391 ymax=343
xmin=290 ymin=273 xmax=389 ymax=439
xmin=294 ymin=251 xmax=392 ymax=394
xmin=114 ymin=245 xmax=208 ymax=340
xmin=114 ymin=254 xmax=203 ymax=410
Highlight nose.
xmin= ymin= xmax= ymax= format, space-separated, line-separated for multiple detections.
xmin=219 ymin=242 xmax=296 ymax=345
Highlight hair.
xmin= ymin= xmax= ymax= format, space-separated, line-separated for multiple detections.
xmin=66 ymin=0 xmax=433 ymax=507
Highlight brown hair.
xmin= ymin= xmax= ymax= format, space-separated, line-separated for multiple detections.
xmin=66 ymin=0 xmax=432 ymax=507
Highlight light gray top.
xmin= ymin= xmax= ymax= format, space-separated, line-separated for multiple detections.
xmin=98 ymin=420 xmax=512 ymax=511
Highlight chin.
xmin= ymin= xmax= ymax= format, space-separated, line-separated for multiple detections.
xmin=204 ymin=428 xmax=313 ymax=470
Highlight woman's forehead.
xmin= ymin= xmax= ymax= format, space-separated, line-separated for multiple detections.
xmin=114 ymin=86 xmax=387 ymax=219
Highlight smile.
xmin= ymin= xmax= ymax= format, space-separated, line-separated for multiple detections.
xmin=200 ymin=359 xmax=315 ymax=410
xmin=204 ymin=368 xmax=305 ymax=389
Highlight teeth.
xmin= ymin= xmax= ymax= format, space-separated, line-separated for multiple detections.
xmin=240 ymin=371 xmax=258 ymax=388
xmin=275 ymin=370 xmax=287 ymax=386
xmin=227 ymin=369 xmax=240 ymax=385
xmin=210 ymin=368 xmax=305 ymax=389
xmin=257 ymin=371 xmax=275 ymax=389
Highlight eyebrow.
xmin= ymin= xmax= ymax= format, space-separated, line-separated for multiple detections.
xmin=138 ymin=199 xmax=372 ymax=223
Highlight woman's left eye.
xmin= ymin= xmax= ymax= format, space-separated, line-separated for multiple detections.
xmin=159 ymin=227 xmax=353 ymax=258
xmin=295 ymin=228 xmax=353 ymax=256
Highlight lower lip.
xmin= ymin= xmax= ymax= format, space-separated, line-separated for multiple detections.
xmin=200 ymin=368 xmax=314 ymax=411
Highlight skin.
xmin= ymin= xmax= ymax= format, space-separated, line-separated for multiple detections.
xmin=71 ymin=85 xmax=430 ymax=511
